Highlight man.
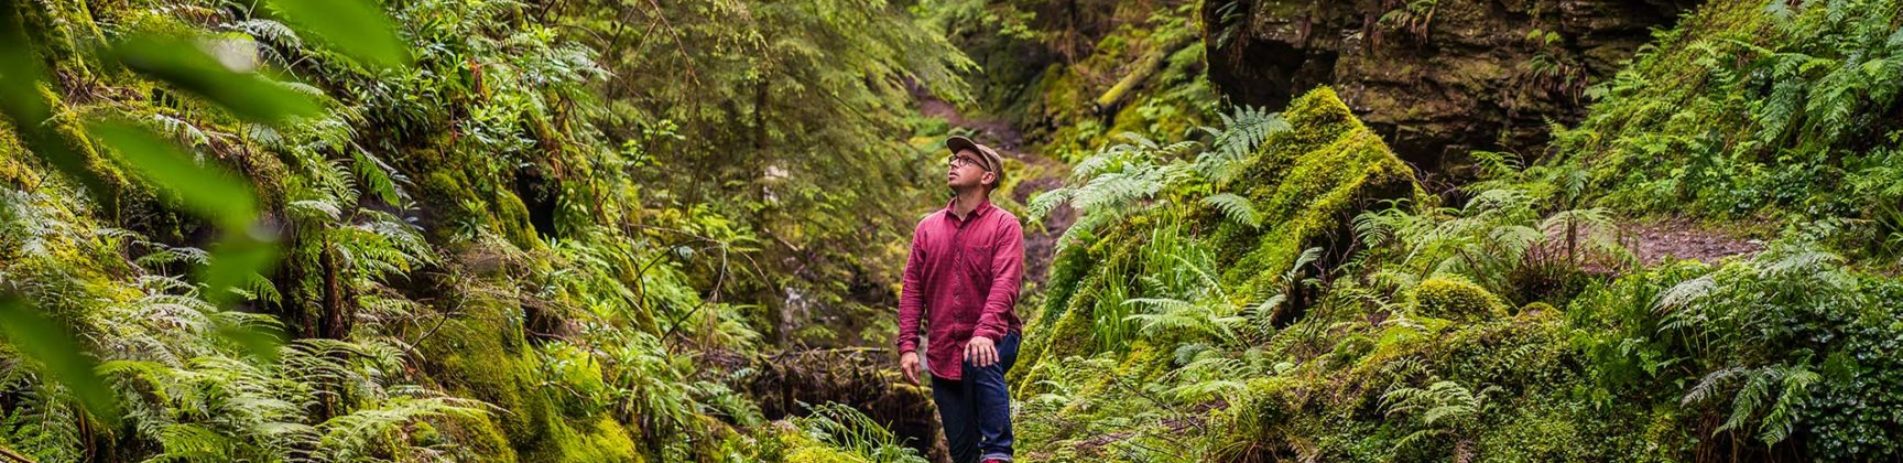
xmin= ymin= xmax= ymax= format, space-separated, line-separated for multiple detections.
xmin=897 ymin=136 xmax=1025 ymax=463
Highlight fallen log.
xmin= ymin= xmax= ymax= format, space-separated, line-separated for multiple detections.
xmin=1092 ymin=33 xmax=1196 ymax=115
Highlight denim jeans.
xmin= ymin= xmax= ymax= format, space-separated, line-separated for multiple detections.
xmin=929 ymin=331 xmax=1019 ymax=463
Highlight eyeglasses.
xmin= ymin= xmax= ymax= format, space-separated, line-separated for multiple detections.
xmin=948 ymin=156 xmax=988 ymax=170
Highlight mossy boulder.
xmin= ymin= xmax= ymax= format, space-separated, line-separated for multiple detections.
xmin=415 ymin=298 xmax=533 ymax=462
xmin=1408 ymin=277 xmax=1510 ymax=322
xmin=1219 ymin=87 xmax=1422 ymax=302
xmin=534 ymin=417 xmax=642 ymax=463
xmin=1016 ymin=87 xmax=1419 ymax=400
xmin=773 ymin=425 xmax=872 ymax=463
xmin=415 ymin=296 xmax=644 ymax=463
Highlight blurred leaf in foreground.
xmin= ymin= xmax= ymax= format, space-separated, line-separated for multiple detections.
xmin=85 ymin=119 xmax=258 ymax=231
xmin=109 ymin=33 xmax=323 ymax=125
xmin=266 ymin=0 xmax=414 ymax=70
xmin=200 ymin=232 xmax=281 ymax=308
xmin=0 ymin=295 xmax=120 ymax=426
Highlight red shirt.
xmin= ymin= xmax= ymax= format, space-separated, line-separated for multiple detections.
xmin=896 ymin=198 xmax=1024 ymax=381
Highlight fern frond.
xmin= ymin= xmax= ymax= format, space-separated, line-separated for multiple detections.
xmin=1202 ymin=193 xmax=1260 ymax=227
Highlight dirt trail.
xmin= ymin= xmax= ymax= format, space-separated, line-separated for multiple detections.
xmin=1622 ymin=218 xmax=1764 ymax=265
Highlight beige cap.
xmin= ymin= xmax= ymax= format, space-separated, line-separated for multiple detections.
xmin=946 ymin=136 xmax=1005 ymax=189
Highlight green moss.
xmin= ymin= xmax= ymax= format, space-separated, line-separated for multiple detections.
xmin=771 ymin=425 xmax=871 ymax=463
xmin=493 ymin=188 xmax=540 ymax=249
xmin=1408 ymin=277 xmax=1510 ymax=322
xmin=536 ymin=417 xmax=642 ymax=463
xmin=419 ymin=166 xmax=543 ymax=250
xmin=783 ymin=445 xmax=869 ymax=463
xmin=416 ymin=298 xmax=648 ymax=463
xmin=1115 ymin=340 xmax=1169 ymax=380
xmin=417 ymin=299 xmax=531 ymax=462
xmin=0 ymin=128 xmax=33 ymax=187
xmin=450 ymin=416 xmax=517 ymax=463
xmin=1010 ymin=267 xmax=1101 ymax=388
xmin=1218 ymin=87 xmax=1423 ymax=297
xmin=1477 ymin=401 xmax=1601 ymax=462
xmin=1519 ymin=301 xmax=1558 ymax=316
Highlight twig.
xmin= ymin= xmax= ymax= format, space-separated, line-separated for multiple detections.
xmin=0 ymin=444 xmax=39 ymax=463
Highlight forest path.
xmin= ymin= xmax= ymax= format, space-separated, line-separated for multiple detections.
xmin=1621 ymin=218 xmax=1764 ymax=265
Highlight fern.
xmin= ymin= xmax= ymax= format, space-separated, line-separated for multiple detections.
xmin=1683 ymin=364 xmax=1819 ymax=445
xmin=1123 ymin=297 xmax=1244 ymax=342
xmin=1382 ymin=379 xmax=1498 ymax=457
xmin=315 ymin=396 xmax=489 ymax=462
xmin=793 ymin=403 xmax=929 ymax=463
xmin=1202 ymin=193 xmax=1260 ymax=227
xmin=1194 ymin=105 xmax=1287 ymax=184
xmin=348 ymin=148 xmax=409 ymax=206
xmin=1025 ymin=187 xmax=1074 ymax=225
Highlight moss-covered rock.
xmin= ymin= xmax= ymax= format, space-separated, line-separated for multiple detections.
xmin=1518 ymin=301 xmax=1558 ymax=316
xmin=535 ymin=417 xmax=642 ymax=463
xmin=1219 ymin=87 xmax=1422 ymax=303
xmin=414 ymin=295 xmax=649 ymax=463
xmin=1408 ymin=277 xmax=1510 ymax=322
xmin=775 ymin=426 xmax=871 ymax=463
xmin=416 ymin=297 xmax=533 ymax=462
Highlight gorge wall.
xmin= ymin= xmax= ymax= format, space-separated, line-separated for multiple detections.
xmin=1201 ymin=0 xmax=1693 ymax=177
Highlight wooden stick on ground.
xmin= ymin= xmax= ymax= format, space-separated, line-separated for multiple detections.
xmin=0 ymin=444 xmax=38 ymax=463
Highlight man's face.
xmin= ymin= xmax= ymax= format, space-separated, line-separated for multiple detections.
xmin=947 ymin=149 xmax=992 ymax=191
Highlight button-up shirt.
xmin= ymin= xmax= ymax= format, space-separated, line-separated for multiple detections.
xmin=896 ymin=198 xmax=1025 ymax=381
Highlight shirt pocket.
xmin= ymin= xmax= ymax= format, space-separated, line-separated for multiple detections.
xmin=960 ymin=238 xmax=995 ymax=272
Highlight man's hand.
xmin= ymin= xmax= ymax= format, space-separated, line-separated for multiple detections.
xmin=965 ymin=336 xmax=998 ymax=367
xmin=900 ymin=351 xmax=921 ymax=385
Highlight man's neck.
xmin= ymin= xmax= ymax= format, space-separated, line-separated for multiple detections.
xmin=950 ymin=188 xmax=987 ymax=220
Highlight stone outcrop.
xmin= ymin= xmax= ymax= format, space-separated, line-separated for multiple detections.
xmin=1201 ymin=0 xmax=1693 ymax=175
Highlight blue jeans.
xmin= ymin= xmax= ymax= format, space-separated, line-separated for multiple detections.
xmin=930 ymin=331 xmax=1019 ymax=463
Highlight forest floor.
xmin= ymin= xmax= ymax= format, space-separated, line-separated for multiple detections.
xmin=1622 ymin=217 xmax=1764 ymax=264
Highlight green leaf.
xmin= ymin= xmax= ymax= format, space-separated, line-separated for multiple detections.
xmin=109 ymin=33 xmax=323 ymax=125
xmin=216 ymin=316 xmax=285 ymax=363
xmin=0 ymin=295 xmax=121 ymax=425
xmin=201 ymin=231 xmax=283 ymax=359
xmin=201 ymin=232 xmax=280 ymax=308
xmin=266 ymin=0 xmax=413 ymax=70
xmin=86 ymin=119 xmax=259 ymax=231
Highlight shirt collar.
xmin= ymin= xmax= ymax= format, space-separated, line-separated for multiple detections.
xmin=944 ymin=197 xmax=993 ymax=223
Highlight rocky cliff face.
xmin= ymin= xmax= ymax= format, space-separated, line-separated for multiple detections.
xmin=1202 ymin=0 xmax=1692 ymax=177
